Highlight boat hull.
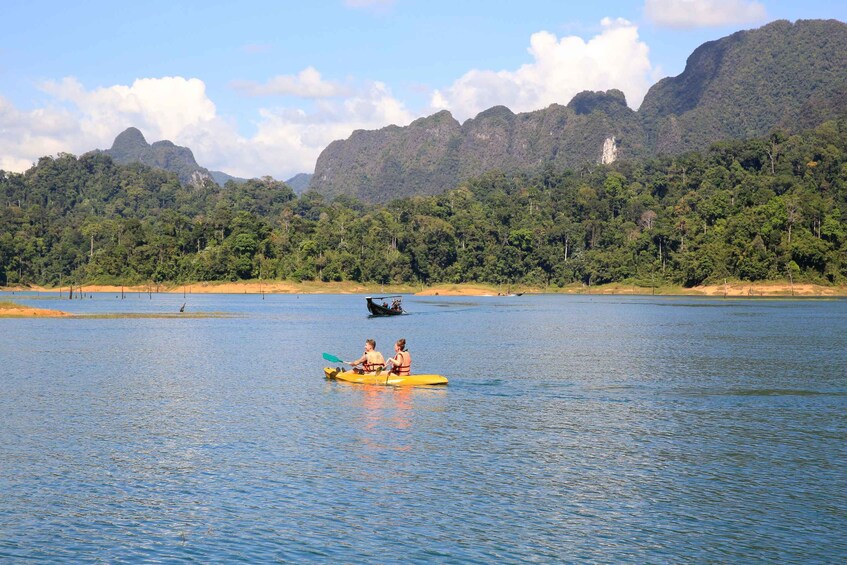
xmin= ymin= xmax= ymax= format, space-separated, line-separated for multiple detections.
xmin=324 ymin=367 xmax=447 ymax=386
xmin=366 ymin=297 xmax=404 ymax=316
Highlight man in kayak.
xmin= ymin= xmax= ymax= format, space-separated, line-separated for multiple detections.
xmin=385 ymin=338 xmax=411 ymax=376
xmin=347 ymin=339 xmax=385 ymax=374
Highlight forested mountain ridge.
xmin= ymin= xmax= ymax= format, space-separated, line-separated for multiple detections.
xmin=639 ymin=18 xmax=847 ymax=154
xmin=97 ymin=127 xmax=246 ymax=187
xmin=2 ymin=115 xmax=846 ymax=288
xmin=310 ymin=19 xmax=847 ymax=202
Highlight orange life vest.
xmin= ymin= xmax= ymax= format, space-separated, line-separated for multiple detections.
xmin=389 ymin=351 xmax=411 ymax=375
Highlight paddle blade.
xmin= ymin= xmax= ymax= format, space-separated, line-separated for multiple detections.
xmin=322 ymin=352 xmax=343 ymax=363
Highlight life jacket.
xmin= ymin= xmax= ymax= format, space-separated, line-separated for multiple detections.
xmin=363 ymin=351 xmax=385 ymax=373
xmin=390 ymin=351 xmax=411 ymax=375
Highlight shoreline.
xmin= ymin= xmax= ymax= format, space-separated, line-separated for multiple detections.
xmin=2 ymin=280 xmax=845 ymax=298
xmin=3 ymin=281 xmax=844 ymax=318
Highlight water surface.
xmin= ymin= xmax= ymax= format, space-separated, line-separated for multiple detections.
xmin=1 ymin=292 xmax=845 ymax=562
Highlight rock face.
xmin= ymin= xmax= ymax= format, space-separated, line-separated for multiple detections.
xmin=601 ymin=137 xmax=618 ymax=165
xmin=102 ymin=127 xmax=245 ymax=186
xmin=310 ymin=19 xmax=847 ymax=202
xmin=313 ymin=94 xmax=643 ymax=202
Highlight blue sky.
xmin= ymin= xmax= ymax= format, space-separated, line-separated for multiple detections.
xmin=1 ymin=0 xmax=846 ymax=179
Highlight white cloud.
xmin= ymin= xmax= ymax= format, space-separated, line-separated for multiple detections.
xmin=430 ymin=18 xmax=655 ymax=121
xmin=0 ymin=95 xmax=80 ymax=171
xmin=223 ymin=81 xmax=415 ymax=179
xmin=0 ymin=75 xmax=413 ymax=180
xmin=644 ymin=0 xmax=767 ymax=29
xmin=231 ymin=67 xmax=350 ymax=98
xmin=41 ymin=76 xmax=217 ymax=144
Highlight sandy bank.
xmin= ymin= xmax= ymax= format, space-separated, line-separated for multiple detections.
xmin=416 ymin=284 xmax=502 ymax=296
xmin=420 ymin=282 xmax=847 ymax=297
xmin=4 ymin=281 xmax=845 ymax=298
xmin=690 ymin=282 xmax=845 ymax=297
xmin=0 ymin=302 xmax=71 ymax=318
xmin=14 ymin=281 xmax=418 ymax=296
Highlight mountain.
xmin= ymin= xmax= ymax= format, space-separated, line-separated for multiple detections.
xmin=310 ymin=19 xmax=847 ymax=202
xmin=99 ymin=127 xmax=246 ymax=186
xmin=285 ymin=173 xmax=312 ymax=193
xmin=638 ymin=19 xmax=847 ymax=154
xmin=313 ymin=93 xmax=643 ymax=202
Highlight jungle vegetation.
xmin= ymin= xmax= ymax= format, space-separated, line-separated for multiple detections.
xmin=1 ymin=117 xmax=846 ymax=288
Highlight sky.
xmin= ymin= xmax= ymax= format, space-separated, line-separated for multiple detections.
xmin=1 ymin=0 xmax=846 ymax=180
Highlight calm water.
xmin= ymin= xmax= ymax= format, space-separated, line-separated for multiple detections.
xmin=1 ymin=292 xmax=845 ymax=563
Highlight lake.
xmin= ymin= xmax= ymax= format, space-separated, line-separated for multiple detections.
xmin=1 ymin=292 xmax=845 ymax=562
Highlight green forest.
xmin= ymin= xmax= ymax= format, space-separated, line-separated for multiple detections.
xmin=2 ymin=117 xmax=847 ymax=288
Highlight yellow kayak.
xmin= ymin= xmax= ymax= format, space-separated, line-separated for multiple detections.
xmin=324 ymin=367 xmax=448 ymax=386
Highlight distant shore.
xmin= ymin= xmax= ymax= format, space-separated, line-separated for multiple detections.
xmin=2 ymin=280 xmax=844 ymax=318
xmin=417 ymin=282 xmax=847 ymax=297
xmin=2 ymin=280 xmax=845 ymax=298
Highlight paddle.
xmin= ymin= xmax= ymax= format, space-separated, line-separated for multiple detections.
xmin=322 ymin=352 xmax=344 ymax=364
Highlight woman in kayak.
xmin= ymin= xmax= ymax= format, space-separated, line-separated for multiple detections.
xmin=385 ymin=338 xmax=411 ymax=376
xmin=347 ymin=339 xmax=385 ymax=374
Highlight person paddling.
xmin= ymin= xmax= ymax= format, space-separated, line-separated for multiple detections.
xmin=347 ymin=339 xmax=385 ymax=374
xmin=385 ymin=338 xmax=411 ymax=376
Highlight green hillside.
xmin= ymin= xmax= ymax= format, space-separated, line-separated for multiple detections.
xmin=2 ymin=117 xmax=846 ymax=288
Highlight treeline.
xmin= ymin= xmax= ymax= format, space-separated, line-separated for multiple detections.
xmin=2 ymin=118 xmax=846 ymax=288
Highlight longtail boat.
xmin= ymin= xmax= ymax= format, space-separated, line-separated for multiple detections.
xmin=366 ymin=295 xmax=405 ymax=316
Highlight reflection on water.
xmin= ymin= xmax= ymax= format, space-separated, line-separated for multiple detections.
xmin=0 ymin=292 xmax=845 ymax=562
